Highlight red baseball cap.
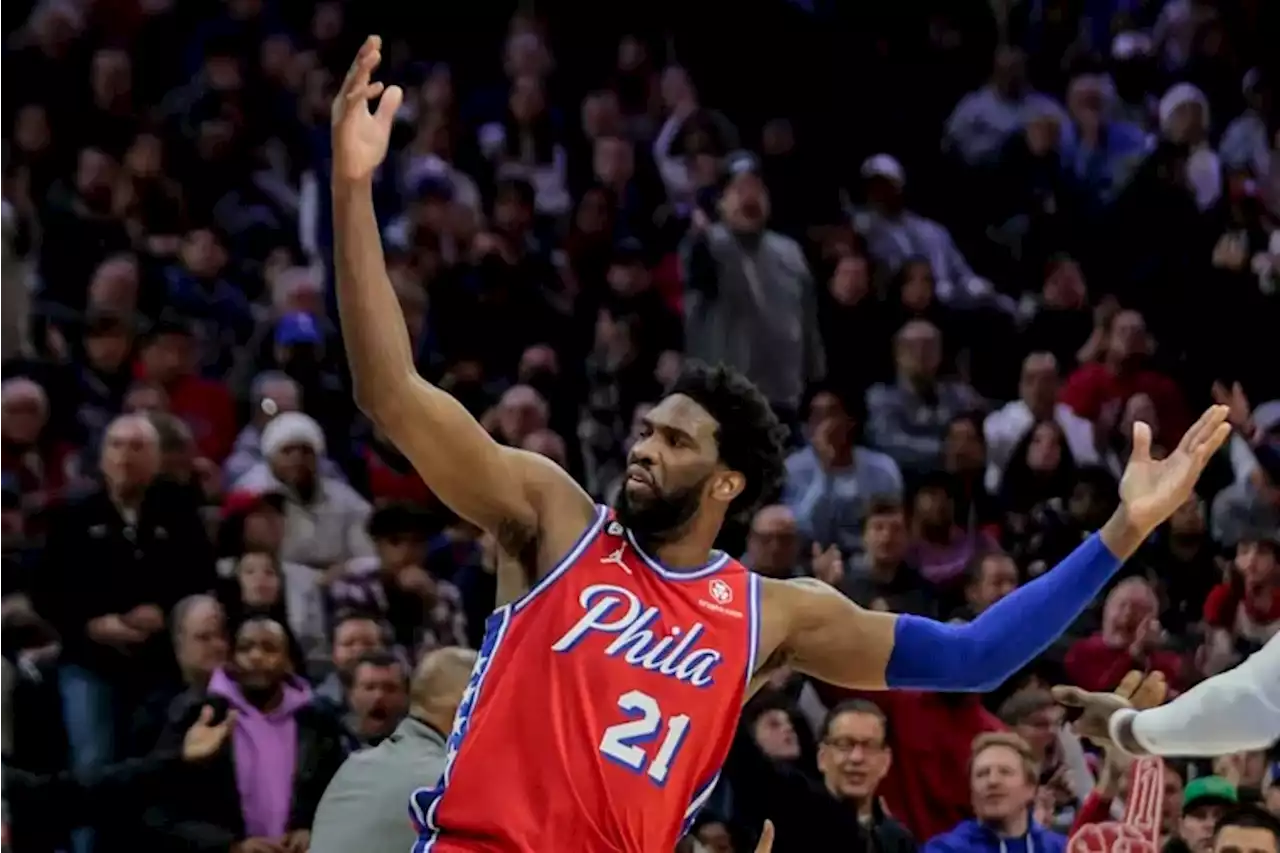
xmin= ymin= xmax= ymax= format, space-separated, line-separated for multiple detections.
xmin=221 ymin=489 xmax=286 ymax=519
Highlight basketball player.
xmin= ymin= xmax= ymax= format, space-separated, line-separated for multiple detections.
xmin=331 ymin=36 xmax=1233 ymax=853
xmin=1055 ymin=633 xmax=1279 ymax=757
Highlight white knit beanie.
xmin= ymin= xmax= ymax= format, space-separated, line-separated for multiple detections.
xmin=260 ymin=411 xmax=325 ymax=458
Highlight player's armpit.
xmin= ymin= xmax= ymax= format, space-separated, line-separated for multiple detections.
xmin=375 ymin=374 xmax=597 ymax=570
xmin=762 ymin=576 xmax=898 ymax=689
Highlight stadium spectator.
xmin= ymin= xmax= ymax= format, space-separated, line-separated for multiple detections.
xmin=310 ymin=646 xmax=476 ymax=853
xmin=145 ymin=617 xmax=346 ymax=852
xmin=924 ymin=733 xmax=1067 ymax=853
xmin=341 ymin=651 xmax=409 ymax=748
xmin=4 ymin=4 xmax=1279 ymax=851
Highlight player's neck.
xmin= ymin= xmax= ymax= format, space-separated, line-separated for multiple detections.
xmin=643 ymin=537 xmax=718 ymax=572
xmin=630 ymin=511 xmax=725 ymax=572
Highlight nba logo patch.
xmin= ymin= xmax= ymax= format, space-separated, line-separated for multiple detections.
xmin=607 ymin=522 xmax=625 ymax=537
xmin=708 ymin=578 xmax=733 ymax=605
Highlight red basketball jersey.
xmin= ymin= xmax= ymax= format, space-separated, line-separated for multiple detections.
xmin=410 ymin=505 xmax=762 ymax=853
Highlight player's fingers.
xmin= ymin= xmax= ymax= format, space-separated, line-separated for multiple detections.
xmin=1051 ymin=685 xmax=1086 ymax=707
xmin=338 ymin=35 xmax=379 ymax=98
xmin=196 ymin=704 xmax=214 ymax=725
xmin=1178 ymin=405 xmax=1226 ymax=456
xmin=754 ymin=820 xmax=775 ymax=853
xmin=1115 ymin=670 xmax=1143 ymax=699
xmin=1130 ymin=421 xmax=1153 ymax=463
xmin=374 ymin=84 xmax=404 ymax=129
xmin=345 ymin=81 xmax=384 ymax=101
xmin=1193 ymin=423 xmax=1231 ymax=468
xmin=811 ymin=542 xmax=822 ymax=558
xmin=1175 ymin=406 xmax=1213 ymax=455
xmin=1211 ymin=381 xmax=1229 ymax=406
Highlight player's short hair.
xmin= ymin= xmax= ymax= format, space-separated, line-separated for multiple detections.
xmin=668 ymin=361 xmax=788 ymax=516
xmin=1213 ymin=805 xmax=1280 ymax=847
xmin=970 ymin=731 xmax=1038 ymax=784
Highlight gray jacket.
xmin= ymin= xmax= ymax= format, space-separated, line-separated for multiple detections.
xmin=310 ymin=717 xmax=448 ymax=853
xmin=681 ymin=223 xmax=825 ymax=410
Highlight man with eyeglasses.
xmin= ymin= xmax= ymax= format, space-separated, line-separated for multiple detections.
xmin=817 ymin=700 xmax=913 ymax=849
xmin=723 ymin=697 xmax=915 ymax=853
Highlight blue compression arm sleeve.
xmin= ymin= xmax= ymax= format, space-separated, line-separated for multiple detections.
xmin=886 ymin=533 xmax=1123 ymax=691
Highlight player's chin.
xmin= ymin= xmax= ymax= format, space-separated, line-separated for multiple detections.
xmin=623 ymin=478 xmax=658 ymax=503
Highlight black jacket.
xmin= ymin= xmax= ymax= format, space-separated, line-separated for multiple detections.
xmin=723 ymin=726 xmax=917 ymax=853
xmin=142 ymin=689 xmax=347 ymax=852
xmin=4 ymin=749 xmax=186 ymax=851
xmin=33 ymin=482 xmax=215 ymax=682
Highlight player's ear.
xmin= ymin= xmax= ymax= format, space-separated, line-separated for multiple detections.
xmin=712 ymin=470 xmax=745 ymax=504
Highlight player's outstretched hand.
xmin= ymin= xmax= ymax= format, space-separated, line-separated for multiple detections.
xmin=1118 ymin=405 xmax=1230 ymax=532
xmin=331 ymin=35 xmax=403 ymax=182
xmin=753 ymin=820 xmax=775 ymax=853
xmin=1052 ymin=669 xmax=1167 ymax=751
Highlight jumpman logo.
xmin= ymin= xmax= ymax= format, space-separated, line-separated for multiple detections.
xmin=601 ymin=544 xmax=631 ymax=573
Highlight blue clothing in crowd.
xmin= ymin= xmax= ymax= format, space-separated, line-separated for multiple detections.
xmin=924 ymin=819 xmax=1068 ymax=853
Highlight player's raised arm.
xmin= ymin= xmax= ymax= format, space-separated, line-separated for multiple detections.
xmin=329 ymin=37 xmax=594 ymax=561
xmin=766 ymin=406 xmax=1231 ymax=691
xmin=1054 ymin=634 xmax=1280 ymax=757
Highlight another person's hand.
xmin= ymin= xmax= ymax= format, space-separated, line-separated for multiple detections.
xmin=397 ymin=566 xmax=437 ymax=599
xmin=1052 ymin=669 xmax=1168 ymax=752
xmin=1117 ymin=406 xmax=1230 ymax=532
xmin=810 ymin=543 xmax=844 ymax=587
xmin=182 ymin=705 xmax=237 ymax=762
xmin=331 ymin=35 xmax=403 ymax=183
xmin=86 ymin=614 xmax=148 ymax=647
xmin=1211 ymin=381 xmax=1255 ymax=440
xmin=690 ymin=208 xmax=711 ymax=235
xmin=1212 ymin=232 xmax=1249 ymax=271
xmin=1212 ymin=752 xmax=1246 ymax=787
xmin=1126 ymin=618 xmax=1165 ymax=661
xmin=1033 ymin=784 xmax=1057 ymax=827
xmin=318 ymin=563 xmax=346 ymax=589
xmin=753 ymin=820 xmax=775 ymax=853
xmin=280 ymin=829 xmax=310 ymax=853
xmin=123 ymin=603 xmax=166 ymax=634
xmin=811 ymin=418 xmax=841 ymax=470
xmin=231 ymin=838 xmax=282 ymax=853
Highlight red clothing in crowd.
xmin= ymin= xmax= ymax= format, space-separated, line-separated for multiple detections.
xmin=1 ymin=440 xmax=78 ymax=513
xmin=1059 ymin=363 xmax=1191 ymax=444
xmin=363 ymin=445 xmax=435 ymax=506
xmin=1063 ymin=634 xmax=1185 ymax=693
xmin=1203 ymin=581 xmax=1280 ymax=645
xmin=134 ymin=363 xmax=236 ymax=462
xmin=653 ymin=251 xmax=684 ymax=316
xmin=1069 ymin=788 xmax=1116 ymax=836
xmin=827 ymin=689 xmax=1005 ymax=842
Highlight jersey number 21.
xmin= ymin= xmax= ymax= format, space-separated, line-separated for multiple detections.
xmin=599 ymin=689 xmax=691 ymax=786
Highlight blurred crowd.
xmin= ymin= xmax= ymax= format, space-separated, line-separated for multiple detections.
xmin=2 ymin=0 xmax=1279 ymax=852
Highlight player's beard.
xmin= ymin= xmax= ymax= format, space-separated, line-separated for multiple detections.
xmin=613 ymin=475 xmax=705 ymax=545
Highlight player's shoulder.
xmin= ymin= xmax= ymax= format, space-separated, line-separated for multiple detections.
xmin=757 ymin=571 xmax=860 ymax=625
xmin=758 ymin=575 xmax=847 ymax=620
